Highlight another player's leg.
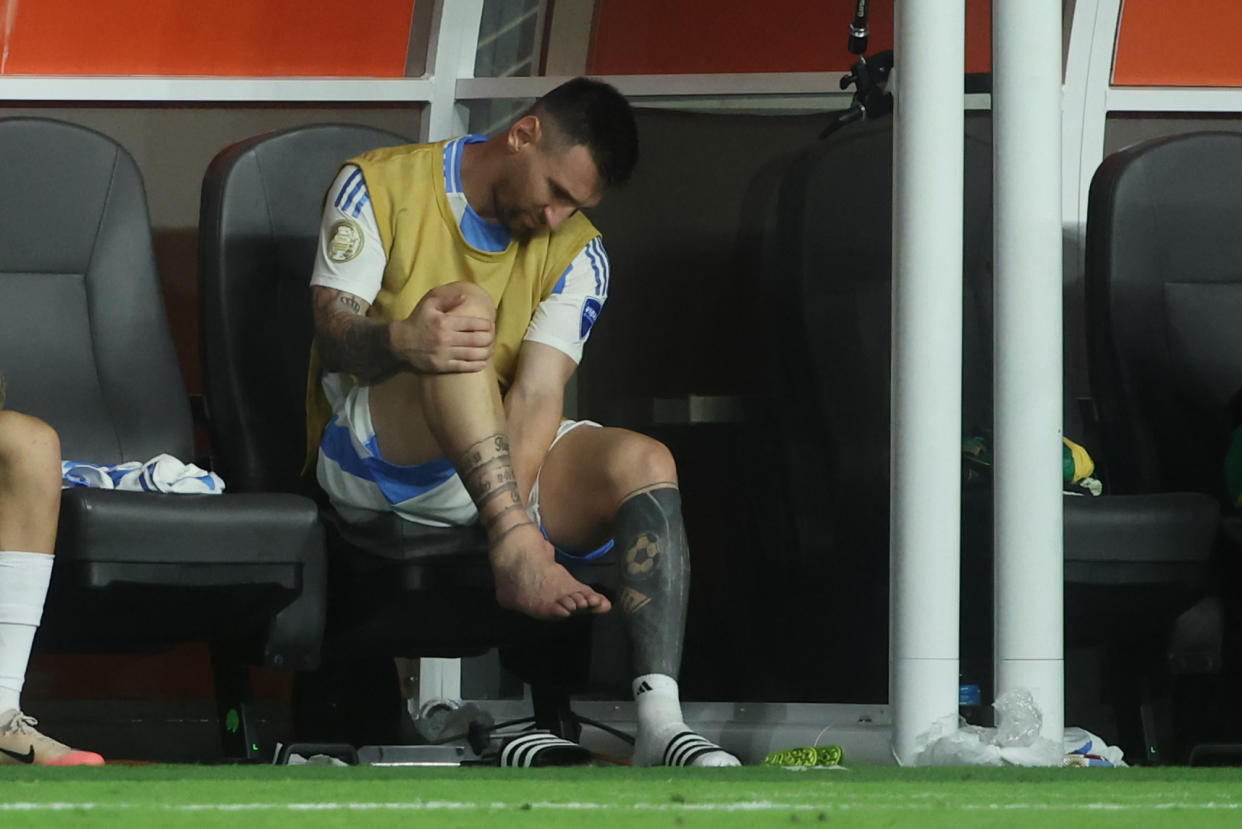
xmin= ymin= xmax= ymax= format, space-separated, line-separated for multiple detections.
xmin=537 ymin=426 xmax=740 ymax=766
xmin=0 ymin=410 xmax=105 ymax=766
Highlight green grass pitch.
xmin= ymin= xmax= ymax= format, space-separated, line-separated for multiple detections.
xmin=3 ymin=765 xmax=1242 ymax=828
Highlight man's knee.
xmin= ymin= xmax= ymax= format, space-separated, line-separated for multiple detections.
xmin=430 ymin=281 xmax=496 ymax=322
xmin=610 ymin=433 xmax=678 ymax=494
xmin=0 ymin=411 xmax=62 ymax=493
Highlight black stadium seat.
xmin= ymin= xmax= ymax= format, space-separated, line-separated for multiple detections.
xmin=0 ymin=116 xmax=326 ymax=761
xmin=1085 ymin=132 xmax=1242 ymax=501
xmin=1085 ymin=131 xmax=1242 ymax=760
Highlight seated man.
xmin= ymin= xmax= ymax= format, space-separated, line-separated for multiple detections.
xmin=0 ymin=377 xmax=105 ymax=766
xmin=306 ymin=77 xmax=739 ymax=767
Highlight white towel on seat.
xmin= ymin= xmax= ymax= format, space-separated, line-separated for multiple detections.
xmin=61 ymin=454 xmax=225 ymax=494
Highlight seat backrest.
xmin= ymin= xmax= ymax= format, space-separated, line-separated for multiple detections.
xmin=198 ymin=124 xmax=412 ymax=493
xmin=739 ymin=118 xmax=993 ymax=703
xmin=0 ymin=117 xmax=192 ymax=462
xmin=758 ymin=118 xmax=994 ymax=568
xmin=1086 ymin=131 xmax=1242 ymax=498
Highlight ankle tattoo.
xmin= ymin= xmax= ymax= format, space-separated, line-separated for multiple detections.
xmin=458 ymin=434 xmax=525 ymax=532
xmin=458 ymin=434 xmax=509 ymax=472
xmin=491 ymin=519 xmax=536 ymax=545
xmin=484 ymin=502 xmax=529 ymax=539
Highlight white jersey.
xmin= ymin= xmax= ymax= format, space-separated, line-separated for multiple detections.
xmin=310 ymin=135 xmax=609 ymax=364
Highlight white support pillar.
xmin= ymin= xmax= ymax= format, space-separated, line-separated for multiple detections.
xmin=889 ymin=1 xmax=965 ymax=765
xmin=993 ymin=2 xmax=1065 ymax=742
xmin=422 ymin=0 xmax=484 ymax=141
xmin=416 ymin=0 xmax=484 ymax=699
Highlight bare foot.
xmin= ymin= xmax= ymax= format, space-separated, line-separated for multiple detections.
xmin=491 ymin=524 xmax=612 ymax=620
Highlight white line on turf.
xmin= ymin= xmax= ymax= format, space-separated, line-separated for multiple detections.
xmin=2 ymin=801 xmax=1241 ymax=812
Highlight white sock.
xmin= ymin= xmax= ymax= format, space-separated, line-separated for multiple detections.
xmin=631 ymin=673 xmax=740 ymax=767
xmin=0 ymin=551 xmax=54 ymax=714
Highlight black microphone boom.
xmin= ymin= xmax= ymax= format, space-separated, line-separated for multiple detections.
xmin=850 ymin=0 xmax=870 ymax=55
xmin=822 ymin=0 xmax=892 ymax=140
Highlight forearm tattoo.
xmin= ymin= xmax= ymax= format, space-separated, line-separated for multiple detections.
xmin=614 ymin=486 xmax=691 ymax=678
xmin=458 ymin=434 xmax=529 ymax=537
xmin=313 ymin=291 xmax=402 ymax=382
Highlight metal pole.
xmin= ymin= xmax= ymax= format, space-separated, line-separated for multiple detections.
xmin=993 ymin=1 xmax=1065 ymax=741
xmin=890 ymin=0 xmax=966 ymax=765
xmin=423 ymin=0 xmax=484 ymax=141
xmin=416 ymin=0 xmax=485 ymax=705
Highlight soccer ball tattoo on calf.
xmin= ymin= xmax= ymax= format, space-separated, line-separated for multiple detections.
xmin=613 ymin=487 xmax=691 ymax=678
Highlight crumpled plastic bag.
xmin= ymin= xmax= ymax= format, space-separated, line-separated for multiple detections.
xmin=912 ymin=688 xmax=1066 ymax=766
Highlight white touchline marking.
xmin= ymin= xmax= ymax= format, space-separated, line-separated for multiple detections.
xmin=2 ymin=801 xmax=1240 ymax=812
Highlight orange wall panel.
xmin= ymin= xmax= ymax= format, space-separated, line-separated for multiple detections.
xmin=1115 ymin=0 xmax=1242 ymax=87
xmin=0 ymin=0 xmax=416 ymax=77
xmin=589 ymin=0 xmax=992 ymax=75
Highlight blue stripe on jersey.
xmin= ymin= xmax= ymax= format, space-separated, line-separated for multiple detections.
xmin=340 ymin=174 xmax=367 ymax=215
xmin=334 ymin=169 xmax=362 ymax=209
xmin=453 ymin=137 xmax=466 ymax=192
xmin=551 ymin=264 xmax=571 ymax=295
xmin=584 ymin=239 xmax=604 ymax=295
xmin=450 ymin=138 xmax=465 ymax=193
xmin=351 ymin=193 xmax=371 ymax=219
xmin=444 ymin=135 xmax=489 ymax=195
xmin=321 ymin=416 xmax=458 ymax=503
xmin=442 ymin=140 xmax=457 ymax=192
xmin=590 ymin=238 xmax=610 ymax=295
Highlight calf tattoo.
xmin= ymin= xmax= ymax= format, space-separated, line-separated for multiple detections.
xmin=458 ymin=434 xmax=527 ymax=538
xmin=614 ymin=486 xmax=691 ymax=678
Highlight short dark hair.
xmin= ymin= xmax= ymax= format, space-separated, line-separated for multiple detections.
xmin=530 ymin=77 xmax=638 ymax=188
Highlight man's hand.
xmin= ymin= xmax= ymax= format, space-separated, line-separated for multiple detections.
xmin=312 ymin=283 xmax=494 ymax=380
xmin=390 ymin=285 xmax=495 ymax=374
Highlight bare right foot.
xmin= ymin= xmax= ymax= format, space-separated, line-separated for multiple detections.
xmin=491 ymin=524 xmax=612 ymax=620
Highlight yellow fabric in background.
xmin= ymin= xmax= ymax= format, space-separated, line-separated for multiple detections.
xmin=1063 ymin=436 xmax=1095 ymax=484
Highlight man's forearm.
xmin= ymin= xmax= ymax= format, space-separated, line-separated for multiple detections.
xmin=315 ymin=313 xmax=403 ymax=383
xmin=312 ymin=287 xmax=403 ymax=382
xmin=504 ymin=385 xmax=564 ymax=504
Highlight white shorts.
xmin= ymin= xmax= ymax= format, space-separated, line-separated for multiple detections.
xmin=316 ymin=383 xmax=610 ymax=556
